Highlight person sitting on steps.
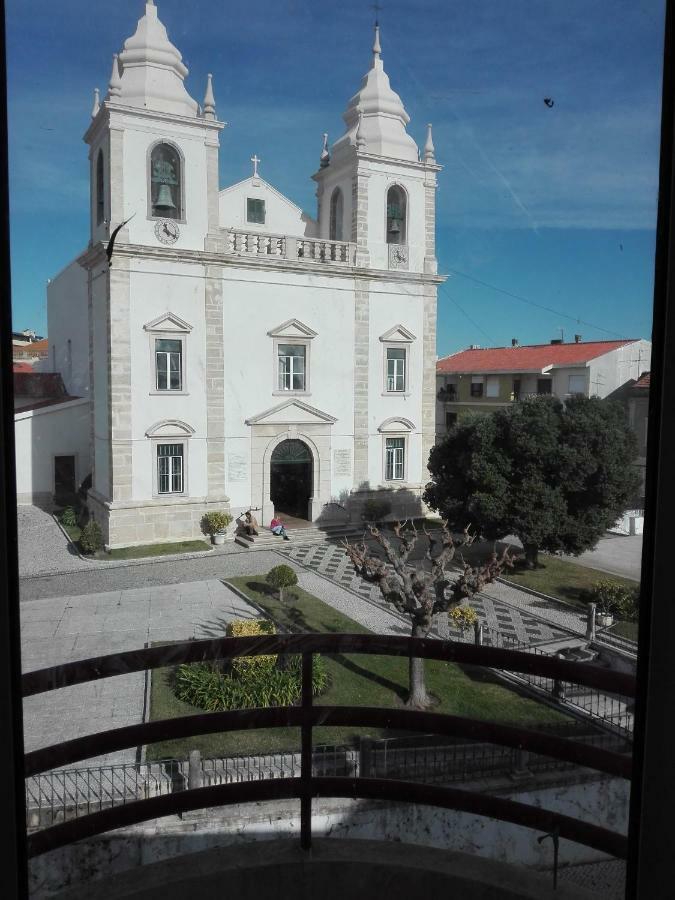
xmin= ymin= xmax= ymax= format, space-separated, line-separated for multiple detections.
xmin=238 ymin=510 xmax=259 ymax=537
xmin=270 ymin=516 xmax=290 ymax=540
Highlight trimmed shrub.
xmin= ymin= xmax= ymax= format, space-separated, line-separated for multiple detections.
xmin=202 ymin=511 xmax=233 ymax=535
xmin=174 ymin=653 xmax=329 ymax=712
xmin=226 ymin=618 xmax=277 ymax=677
xmin=79 ymin=520 xmax=103 ymax=555
xmin=59 ymin=507 xmax=77 ymax=528
xmin=585 ymin=579 xmax=639 ymax=619
xmin=362 ymin=498 xmax=392 ymax=523
xmin=266 ymin=564 xmax=298 ymax=602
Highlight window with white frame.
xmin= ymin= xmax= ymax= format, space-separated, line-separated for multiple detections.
xmin=278 ymin=344 xmax=306 ymax=391
xmin=155 ymin=338 xmax=182 ymax=391
xmin=486 ymin=376 xmax=500 ymax=398
xmin=386 ymin=347 xmax=406 ymax=392
xmin=157 ymin=443 xmax=183 ymax=494
xmin=385 ymin=437 xmax=406 ymax=481
xmin=568 ymin=374 xmax=586 ymax=395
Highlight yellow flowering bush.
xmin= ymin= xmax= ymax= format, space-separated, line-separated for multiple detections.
xmin=448 ymin=605 xmax=479 ymax=631
xmin=226 ymin=618 xmax=277 ymax=677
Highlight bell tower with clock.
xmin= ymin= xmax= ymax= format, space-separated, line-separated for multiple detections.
xmin=84 ymin=0 xmax=224 ymax=255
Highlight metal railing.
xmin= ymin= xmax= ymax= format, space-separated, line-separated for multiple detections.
xmin=22 ymin=634 xmax=634 ymax=860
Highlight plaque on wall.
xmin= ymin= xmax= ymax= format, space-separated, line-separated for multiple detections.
xmin=228 ymin=454 xmax=248 ymax=483
xmin=333 ymin=449 xmax=352 ymax=477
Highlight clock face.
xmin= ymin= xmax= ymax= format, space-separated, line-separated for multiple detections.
xmin=154 ymin=219 xmax=180 ymax=245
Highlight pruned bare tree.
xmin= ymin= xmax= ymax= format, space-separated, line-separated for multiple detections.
xmin=343 ymin=520 xmax=514 ymax=709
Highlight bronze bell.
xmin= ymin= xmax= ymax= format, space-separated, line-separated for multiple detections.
xmin=155 ymin=183 xmax=176 ymax=210
xmin=389 ymin=218 xmax=401 ymax=234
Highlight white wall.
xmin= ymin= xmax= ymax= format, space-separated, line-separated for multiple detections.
xmin=219 ymin=177 xmax=315 ymax=237
xmin=15 ymin=399 xmax=90 ymax=505
xmin=128 ymin=260 xmax=209 ymax=501
xmin=220 ymin=266 xmax=356 ymax=511
xmin=588 ymin=340 xmax=652 ymax=398
xmin=92 ymin=272 xmax=110 ymax=498
xmin=316 ymin=166 xmax=354 ymax=242
xmin=47 ymin=259 xmax=89 ymax=397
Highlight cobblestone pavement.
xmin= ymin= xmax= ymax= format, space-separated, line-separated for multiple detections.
xmin=17 ymin=505 xmax=93 ymax=576
xmin=557 ymin=859 xmax=625 ymax=898
xmin=276 ymin=542 xmax=573 ymax=644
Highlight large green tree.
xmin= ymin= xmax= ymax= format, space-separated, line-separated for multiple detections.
xmin=424 ymin=396 xmax=639 ymax=568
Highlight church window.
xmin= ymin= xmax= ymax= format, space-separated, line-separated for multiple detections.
xmin=247 ymin=198 xmax=265 ymax=224
xmin=329 ymin=187 xmax=343 ymax=241
xmin=278 ymin=344 xmax=306 ymax=391
xmin=96 ymin=150 xmax=105 ymax=225
xmin=386 ymin=347 xmax=406 ymax=392
xmin=150 ymin=143 xmax=182 ymax=220
xmin=386 ymin=185 xmax=407 ymax=244
xmin=155 ymin=339 xmax=182 ymax=391
xmin=385 ymin=437 xmax=406 ymax=481
xmin=156 ymin=443 xmax=183 ymax=494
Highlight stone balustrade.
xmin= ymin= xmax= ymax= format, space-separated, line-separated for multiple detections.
xmin=221 ymin=229 xmax=356 ymax=266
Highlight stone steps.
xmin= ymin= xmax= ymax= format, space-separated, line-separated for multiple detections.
xmin=234 ymin=524 xmax=367 ymax=549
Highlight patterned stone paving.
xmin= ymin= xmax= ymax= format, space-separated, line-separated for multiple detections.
xmin=277 ymin=542 xmax=570 ymax=645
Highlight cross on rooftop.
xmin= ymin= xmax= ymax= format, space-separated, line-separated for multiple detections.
xmin=251 ymin=154 xmax=261 ymax=178
xmin=371 ymin=2 xmax=383 ymax=25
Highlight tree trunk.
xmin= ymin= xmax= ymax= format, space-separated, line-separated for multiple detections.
xmin=523 ymin=542 xmax=539 ymax=569
xmin=279 ymin=586 xmax=284 ymax=603
xmin=406 ymin=624 xmax=431 ymax=709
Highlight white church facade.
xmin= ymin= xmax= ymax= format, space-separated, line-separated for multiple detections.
xmin=45 ymin=1 xmax=443 ymax=548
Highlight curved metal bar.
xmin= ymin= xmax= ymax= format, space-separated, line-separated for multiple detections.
xmin=21 ymin=634 xmax=636 ymax=698
xmin=26 ymin=776 xmax=627 ymax=860
xmin=24 ymin=706 xmax=631 ymax=780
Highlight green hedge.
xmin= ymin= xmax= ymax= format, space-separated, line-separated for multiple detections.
xmin=174 ymin=654 xmax=329 ymax=712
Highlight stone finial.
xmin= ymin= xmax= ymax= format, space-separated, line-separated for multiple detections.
xmin=423 ymin=123 xmax=436 ymax=163
xmin=203 ymin=73 xmax=216 ymax=119
xmin=373 ymin=24 xmax=382 ymax=62
xmin=91 ymin=87 xmax=100 ymax=118
xmin=107 ymin=54 xmax=122 ymax=101
xmin=320 ymin=132 xmax=330 ymax=168
xmin=356 ymin=111 xmax=366 ymax=150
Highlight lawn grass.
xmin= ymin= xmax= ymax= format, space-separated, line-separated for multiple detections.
xmin=104 ymin=540 xmax=211 ymax=560
xmin=146 ymin=577 xmax=570 ymax=761
xmin=609 ymin=619 xmax=639 ymax=642
xmin=62 ymin=523 xmax=82 ymax=544
xmin=499 ymin=555 xmax=638 ymax=609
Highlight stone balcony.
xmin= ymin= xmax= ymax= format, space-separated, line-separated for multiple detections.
xmin=214 ymin=228 xmax=356 ymax=266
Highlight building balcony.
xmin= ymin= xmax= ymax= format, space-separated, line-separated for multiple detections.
xmin=219 ymin=229 xmax=357 ymax=266
xmin=23 ymin=633 xmax=633 ymax=899
xmin=436 ymin=387 xmax=458 ymax=402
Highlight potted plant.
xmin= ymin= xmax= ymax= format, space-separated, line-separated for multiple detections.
xmin=202 ymin=511 xmax=233 ymax=545
xmin=587 ymin=579 xmax=624 ymax=628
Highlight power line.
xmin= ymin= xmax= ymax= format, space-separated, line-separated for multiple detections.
xmin=447 ymin=268 xmax=627 ymax=339
xmin=439 ymin=283 xmax=496 ymax=345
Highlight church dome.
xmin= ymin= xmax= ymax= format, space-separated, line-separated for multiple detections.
xmin=113 ymin=1 xmax=198 ymax=117
xmin=332 ymin=26 xmax=419 ymax=163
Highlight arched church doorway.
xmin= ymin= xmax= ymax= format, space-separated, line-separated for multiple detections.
xmin=270 ymin=439 xmax=313 ymax=521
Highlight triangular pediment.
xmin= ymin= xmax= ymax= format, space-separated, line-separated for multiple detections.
xmin=143 ymin=312 xmax=193 ymax=333
xmin=267 ymin=319 xmax=318 ymax=339
xmin=246 ymin=399 xmax=337 ymax=426
xmin=379 ymin=324 xmax=416 ymax=343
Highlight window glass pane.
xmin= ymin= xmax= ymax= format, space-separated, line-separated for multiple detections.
xmin=169 ymin=353 xmax=181 ymax=390
xmin=568 ymin=374 xmax=586 ymax=394
xmin=292 ymin=373 xmax=304 ymax=390
xmin=486 ymin=376 xmax=500 ymax=398
xmin=156 ymin=353 xmax=167 ymax=390
xmin=247 ymin=198 xmax=265 ymax=224
xmin=156 ymin=339 xmax=181 ymax=353
xmin=387 ymin=348 xmax=406 ymax=361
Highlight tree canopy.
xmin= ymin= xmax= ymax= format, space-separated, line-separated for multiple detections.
xmin=424 ymin=396 xmax=639 ymax=566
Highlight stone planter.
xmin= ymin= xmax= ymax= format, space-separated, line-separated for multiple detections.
xmin=212 ymin=530 xmax=227 ymax=546
xmin=597 ymin=613 xmax=614 ymax=628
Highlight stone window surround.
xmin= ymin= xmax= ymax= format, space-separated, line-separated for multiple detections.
xmin=144 ymin=314 xmax=193 ymax=397
xmin=146 ymin=419 xmax=195 ymax=500
xmin=380 ymin=326 xmax=415 ymax=398
xmin=272 ymin=334 xmax=315 ymax=397
xmin=146 ymin=139 xmax=187 ymax=225
xmin=378 ymin=417 xmax=415 ymax=486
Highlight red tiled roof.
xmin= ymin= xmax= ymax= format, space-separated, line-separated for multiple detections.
xmin=12 ymin=362 xmax=33 ymax=373
xmin=436 ymin=340 xmax=637 ymax=374
xmin=634 ymin=372 xmax=650 ymax=388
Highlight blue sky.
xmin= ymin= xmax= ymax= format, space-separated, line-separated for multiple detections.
xmin=5 ymin=0 xmax=665 ymax=355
